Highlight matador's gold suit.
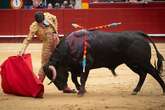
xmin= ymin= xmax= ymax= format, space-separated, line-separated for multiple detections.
xmin=20 ymin=12 xmax=59 ymax=82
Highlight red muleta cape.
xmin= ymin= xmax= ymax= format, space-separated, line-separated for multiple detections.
xmin=0 ymin=54 xmax=44 ymax=98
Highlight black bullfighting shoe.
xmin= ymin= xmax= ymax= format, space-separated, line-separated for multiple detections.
xmin=63 ymin=86 xmax=77 ymax=93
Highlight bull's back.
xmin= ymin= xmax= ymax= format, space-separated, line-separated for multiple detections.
xmin=88 ymin=31 xmax=151 ymax=68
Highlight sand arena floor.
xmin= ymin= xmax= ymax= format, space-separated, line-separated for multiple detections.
xmin=0 ymin=43 xmax=165 ymax=110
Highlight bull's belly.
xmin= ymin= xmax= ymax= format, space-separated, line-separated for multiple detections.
xmin=91 ymin=59 xmax=123 ymax=70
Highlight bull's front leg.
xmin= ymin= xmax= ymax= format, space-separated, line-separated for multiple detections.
xmin=71 ymin=74 xmax=80 ymax=90
xmin=70 ymin=68 xmax=81 ymax=90
xmin=78 ymin=70 xmax=89 ymax=96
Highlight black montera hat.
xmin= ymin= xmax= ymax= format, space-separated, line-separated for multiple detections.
xmin=34 ymin=11 xmax=44 ymax=23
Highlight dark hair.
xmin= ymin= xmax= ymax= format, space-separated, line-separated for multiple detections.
xmin=34 ymin=12 xmax=44 ymax=23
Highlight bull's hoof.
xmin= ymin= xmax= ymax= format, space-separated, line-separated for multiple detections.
xmin=131 ymin=91 xmax=138 ymax=95
xmin=77 ymin=89 xmax=86 ymax=97
xmin=77 ymin=91 xmax=85 ymax=97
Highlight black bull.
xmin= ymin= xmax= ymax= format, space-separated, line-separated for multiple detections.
xmin=43 ymin=30 xmax=165 ymax=96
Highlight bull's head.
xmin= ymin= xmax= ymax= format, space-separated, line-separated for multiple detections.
xmin=43 ymin=38 xmax=71 ymax=90
xmin=43 ymin=63 xmax=69 ymax=90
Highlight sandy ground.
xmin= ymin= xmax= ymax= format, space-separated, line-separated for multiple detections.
xmin=0 ymin=43 xmax=165 ymax=110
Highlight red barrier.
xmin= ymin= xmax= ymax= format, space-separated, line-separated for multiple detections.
xmin=0 ymin=4 xmax=165 ymax=36
xmin=0 ymin=10 xmax=16 ymax=35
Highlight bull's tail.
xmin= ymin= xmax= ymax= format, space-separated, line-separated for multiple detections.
xmin=140 ymin=32 xmax=164 ymax=74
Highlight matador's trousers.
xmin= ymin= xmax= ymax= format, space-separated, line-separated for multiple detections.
xmin=38 ymin=33 xmax=59 ymax=82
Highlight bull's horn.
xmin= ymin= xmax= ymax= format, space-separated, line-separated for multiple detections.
xmin=48 ymin=65 xmax=57 ymax=81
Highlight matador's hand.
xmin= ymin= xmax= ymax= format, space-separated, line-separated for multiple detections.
xmin=18 ymin=50 xmax=24 ymax=56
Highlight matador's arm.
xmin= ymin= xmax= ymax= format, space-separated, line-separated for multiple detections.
xmin=19 ymin=22 xmax=38 ymax=55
